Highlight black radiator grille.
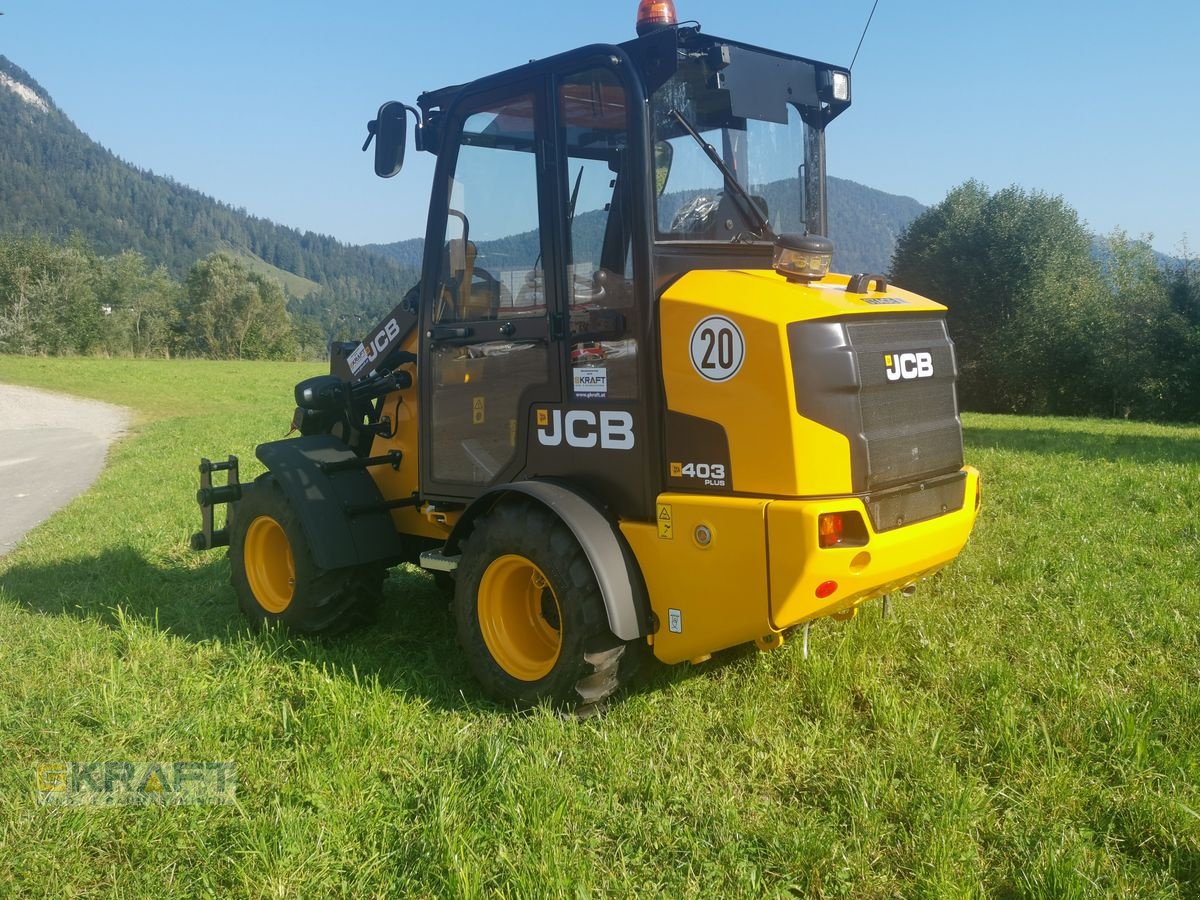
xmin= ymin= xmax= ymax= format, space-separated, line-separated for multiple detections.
xmin=789 ymin=313 xmax=964 ymax=494
xmin=847 ymin=318 xmax=964 ymax=490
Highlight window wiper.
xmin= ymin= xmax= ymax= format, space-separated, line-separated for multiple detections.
xmin=668 ymin=108 xmax=775 ymax=241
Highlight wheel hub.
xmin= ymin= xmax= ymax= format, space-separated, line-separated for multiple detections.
xmin=477 ymin=554 xmax=563 ymax=681
xmin=244 ymin=515 xmax=295 ymax=614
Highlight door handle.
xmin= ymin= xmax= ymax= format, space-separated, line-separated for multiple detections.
xmin=429 ymin=325 xmax=473 ymax=341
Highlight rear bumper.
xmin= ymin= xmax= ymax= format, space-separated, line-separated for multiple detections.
xmin=767 ymin=466 xmax=980 ymax=629
xmin=621 ymin=467 xmax=980 ymax=665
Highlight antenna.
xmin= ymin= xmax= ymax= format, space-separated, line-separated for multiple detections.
xmin=849 ymin=0 xmax=880 ymax=71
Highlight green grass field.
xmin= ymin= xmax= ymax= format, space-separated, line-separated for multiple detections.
xmin=1 ymin=356 xmax=1198 ymax=898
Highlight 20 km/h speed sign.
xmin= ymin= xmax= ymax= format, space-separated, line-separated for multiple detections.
xmin=689 ymin=315 xmax=745 ymax=382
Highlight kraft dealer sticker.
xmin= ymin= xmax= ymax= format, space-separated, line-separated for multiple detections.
xmin=573 ymin=366 xmax=607 ymax=398
xmin=689 ymin=315 xmax=745 ymax=382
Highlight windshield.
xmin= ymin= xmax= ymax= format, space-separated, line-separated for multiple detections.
xmin=651 ymin=52 xmax=816 ymax=241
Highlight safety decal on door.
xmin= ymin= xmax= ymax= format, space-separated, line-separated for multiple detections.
xmin=689 ymin=315 xmax=745 ymax=382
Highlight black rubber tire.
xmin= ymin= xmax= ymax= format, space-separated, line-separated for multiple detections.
xmin=453 ymin=499 xmax=643 ymax=710
xmin=228 ymin=474 xmax=385 ymax=635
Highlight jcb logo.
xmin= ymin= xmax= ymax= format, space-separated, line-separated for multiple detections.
xmin=884 ymin=351 xmax=934 ymax=382
xmin=536 ymin=409 xmax=635 ymax=450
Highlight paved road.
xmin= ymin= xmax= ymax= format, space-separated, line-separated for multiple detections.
xmin=0 ymin=384 xmax=129 ymax=556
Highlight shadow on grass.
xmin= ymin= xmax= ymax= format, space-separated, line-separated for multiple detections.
xmin=0 ymin=546 xmax=729 ymax=713
xmin=964 ymin=424 xmax=1200 ymax=465
xmin=0 ymin=547 xmax=483 ymax=713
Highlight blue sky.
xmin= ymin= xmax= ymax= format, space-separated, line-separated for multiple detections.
xmin=2 ymin=1 xmax=1196 ymax=255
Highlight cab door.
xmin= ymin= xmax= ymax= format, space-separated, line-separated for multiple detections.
xmin=420 ymin=80 xmax=563 ymax=497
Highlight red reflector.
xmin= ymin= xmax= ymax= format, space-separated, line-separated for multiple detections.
xmin=636 ymin=0 xmax=678 ymax=35
xmin=815 ymin=580 xmax=838 ymax=599
xmin=818 ymin=513 xmax=844 ymax=548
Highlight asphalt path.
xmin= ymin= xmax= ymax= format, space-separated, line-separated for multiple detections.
xmin=0 ymin=384 xmax=129 ymax=556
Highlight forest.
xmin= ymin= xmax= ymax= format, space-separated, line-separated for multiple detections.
xmin=0 ymin=238 xmax=327 ymax=360
xmin=2 ymin=54 xmax=1197 ymax=422
xmin=892 ymin=181 xmax=1199 ymax=423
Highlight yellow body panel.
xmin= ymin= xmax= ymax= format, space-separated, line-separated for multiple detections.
xmin=366 ymin=332 xmax=449 ymax=541
xmin=620 ymin=495 xmax=772 ymax=665
xmin=624 ymin=468 xmax=979 ymax=663
xmin=659 ymin=270 xmax=947 ymax=497
xmin=766 ymin=467 xmax=980 ymax=629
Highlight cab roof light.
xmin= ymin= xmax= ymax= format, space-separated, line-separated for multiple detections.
xmin=636 ymin=0 xmax=678 ymax=36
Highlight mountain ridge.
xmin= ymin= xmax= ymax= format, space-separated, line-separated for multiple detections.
xmin=0 ymin=55 xmax=417 ymax=334
xmin=2 ymin=52 xmax=935 ymax=324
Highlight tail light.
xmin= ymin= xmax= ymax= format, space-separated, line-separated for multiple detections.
xmin=818 ymin=510 xmax=869 ymax=548
xmin=818 ymin=513 xmax=844 ymax=548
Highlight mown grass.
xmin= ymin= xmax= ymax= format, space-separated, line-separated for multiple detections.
xmin=1 ymin=355 xmax=1198 ymax=897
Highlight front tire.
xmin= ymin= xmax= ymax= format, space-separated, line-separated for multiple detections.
xmin=453 ymin=500 xmax=642 ymax=709
xmin=229 ymin=474 xmax=385 ymax=635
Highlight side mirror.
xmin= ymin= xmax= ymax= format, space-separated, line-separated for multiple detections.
xmin=654 ymin=140 xmax=673 ymax=197
xmin=366 ymin=101 xmax=412 ymax=178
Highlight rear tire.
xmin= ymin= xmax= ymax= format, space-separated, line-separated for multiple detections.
xmin=453 ymin=500 xmax=642 ymax=710
xmin=229 ymin=474 xmax=385 ymax=635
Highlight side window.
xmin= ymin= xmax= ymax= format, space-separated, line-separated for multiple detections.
xmin=434 ymin=97 xmax=542 ymax=323
xmin=559 ymin=67 xmax=639 ymax=402
xmin=428 ymin=91 xmax=551 ymax=486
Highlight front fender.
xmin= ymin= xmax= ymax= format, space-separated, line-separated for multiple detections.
xmin=255 ymin=436 xmax=404 ymax=571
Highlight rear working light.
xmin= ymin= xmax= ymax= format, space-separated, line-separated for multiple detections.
xmin=773 ymin=233 xmax=833 ymax=284
xmin=636 ymin=0 xmax=678 ymax=35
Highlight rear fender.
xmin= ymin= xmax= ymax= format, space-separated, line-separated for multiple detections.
xmin=445 ymin=481 xmax=649 ymax=642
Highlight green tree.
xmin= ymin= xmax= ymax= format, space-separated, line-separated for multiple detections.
xmin=891 ymin=181 xmax=1106 ymax=415
xmin=1121 ymin=236 xmax=1200 ymax=422
xmin=98 ymin=250 xmax=180 ymax=357
xmin=0 ymin=237 xmax=104 ymax=355
xmin=182 ymin=253 xmax=295 ymax=359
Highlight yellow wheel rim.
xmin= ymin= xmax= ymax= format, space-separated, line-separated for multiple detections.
xmin=244 ymin=515 xmax=295 ymax=614
xmin=477 ymin=554 xmax=562 ymax=681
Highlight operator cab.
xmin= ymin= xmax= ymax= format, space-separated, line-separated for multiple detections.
xmin=368 ymin=22 xmax=851 ymax=521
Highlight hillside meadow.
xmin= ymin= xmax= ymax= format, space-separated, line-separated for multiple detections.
xmin=0 ymin=356 xmax=1198 ymax=897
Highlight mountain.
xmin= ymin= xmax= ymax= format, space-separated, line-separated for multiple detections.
xmin=0 ymin=56 xmax=417 ymax=333
xmin=365 ymin=176 xmax=926 ymax=278
xmin=1 ymin=51 xmax=924 ymax=333
xmin=827 ymin=178 xmax=926 ymax=275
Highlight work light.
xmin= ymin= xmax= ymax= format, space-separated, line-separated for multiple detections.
xmin=773 ymin=234 xmax=833 ymax=283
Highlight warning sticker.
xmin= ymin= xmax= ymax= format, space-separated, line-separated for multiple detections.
xmin=657 ymin=503 xmax=673 ymax=540
xmin=572 ymin=366 xmax=607 ymax=399
xmin=668 ymin=608 xmax=682 ymax=633
xmin=472 ymin=397 xmax=485 ymax=425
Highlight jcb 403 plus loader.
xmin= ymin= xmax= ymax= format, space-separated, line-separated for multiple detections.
xmin=192 ymin=1 xmax=981 ymax=710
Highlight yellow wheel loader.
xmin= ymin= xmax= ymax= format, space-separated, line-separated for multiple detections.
xmin=192 ymin=1 xmax=980 ymax=709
